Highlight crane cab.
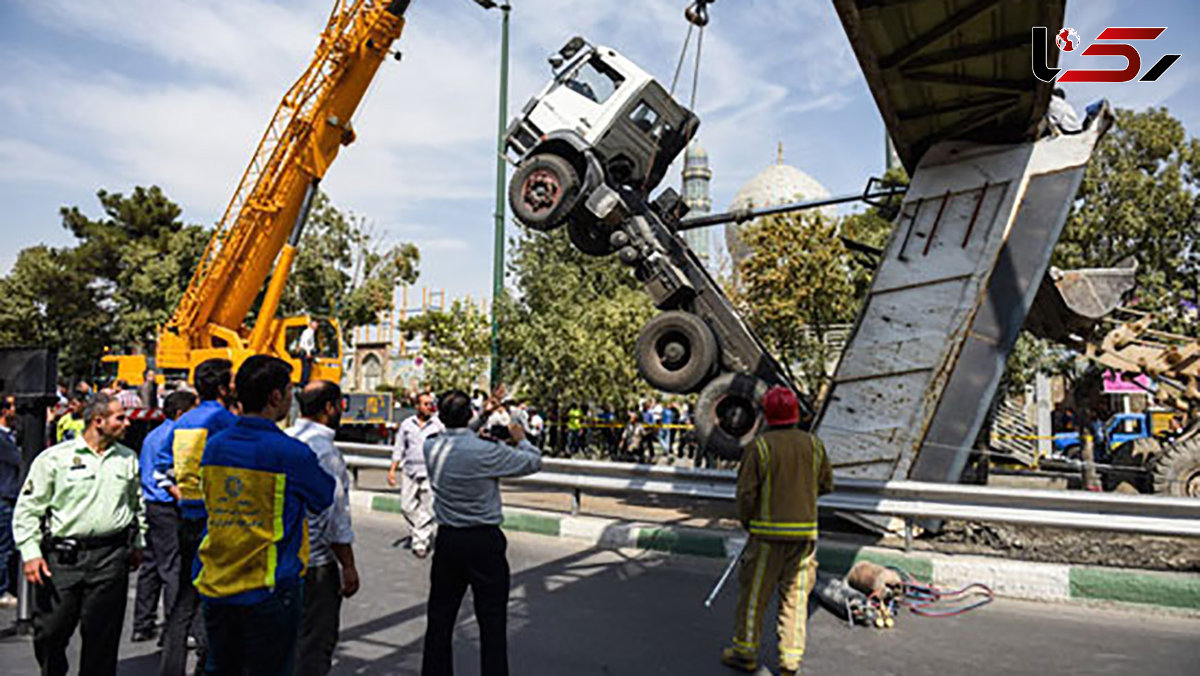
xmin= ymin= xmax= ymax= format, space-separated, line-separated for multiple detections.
xmin=278 ymin=315 xmax=343 ymax=383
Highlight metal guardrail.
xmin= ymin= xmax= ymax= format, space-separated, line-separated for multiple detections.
xmin=335 ymin=442 xmax=1200 ymax=538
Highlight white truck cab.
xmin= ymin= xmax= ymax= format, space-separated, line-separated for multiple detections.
xmin=505 ymin=37 xmax=698 ymax=238
xmin=510 ymin=38 xmax=655 ymax=153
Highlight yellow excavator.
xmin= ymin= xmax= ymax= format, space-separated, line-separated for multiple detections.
xmin=102 ymin=0 xmax=412 ymax=386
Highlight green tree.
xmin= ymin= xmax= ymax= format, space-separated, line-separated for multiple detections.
xmin=281 ymin=192 xmax=420 ymax=333
xmin=58 ymin=186 xmax=210 ymax=350
xmin=399 ymin=299 xmax=490 ymax=393
xmin=0 ymin=246 xmax=113 ymax=377
xmin=497 ymin=228 xmax=655 ymax=407
xmin=733 ymin=212 xmax=858 ymax=397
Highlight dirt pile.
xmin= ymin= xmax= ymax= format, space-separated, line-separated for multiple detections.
xmin=925 ymin=521 xmax=1200 ymax=572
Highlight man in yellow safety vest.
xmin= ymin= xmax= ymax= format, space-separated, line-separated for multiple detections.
xmin=721 ymin=386 xmax=833 ymax=676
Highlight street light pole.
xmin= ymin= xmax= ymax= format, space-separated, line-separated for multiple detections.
xmin=485 ymin=1 xmax=511 ymax=390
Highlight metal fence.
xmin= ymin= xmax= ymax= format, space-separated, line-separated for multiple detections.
xmin=335 ymin=442 xmax=1200 ymax=539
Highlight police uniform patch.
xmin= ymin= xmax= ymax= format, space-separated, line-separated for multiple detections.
xmin=73 ymin=456 xmax=83 ymax=467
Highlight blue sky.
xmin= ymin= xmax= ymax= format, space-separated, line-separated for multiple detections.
xmin=1 ymin=0 xmax=1197 ymax=307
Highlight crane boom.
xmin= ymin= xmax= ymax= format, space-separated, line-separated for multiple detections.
xmin=164 ymin=0 xmax=408 ymax=349
xmin=103 ymin=1 xmax=411 ymax=387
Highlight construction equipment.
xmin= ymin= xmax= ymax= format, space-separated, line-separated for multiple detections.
xmin=505 ymin=36 xmax=806 ymax=458
xmin=101 ymin=0 xmax=413 ymax=386
xmin=502 ymin=0 xmax=1106 ymax=479
xmin=986 ymin=260 xmax=1200 ymax=496
xmin=1080 ymin=316 xmax=1200 ymax=496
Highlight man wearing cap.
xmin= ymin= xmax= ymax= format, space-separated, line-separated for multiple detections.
xmin=721 ymin=386 xmax=833 ymax=676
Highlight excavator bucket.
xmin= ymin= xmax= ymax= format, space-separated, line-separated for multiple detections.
xmin=1025 ymin=260 xmax=1138 ymax=343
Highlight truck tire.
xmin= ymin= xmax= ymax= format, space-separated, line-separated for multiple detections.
xmin=568 ymin=217 xmax=617 ymax=256
xmin=1152 ymin=438 xmax=1200 ymax=498
xmin=635 ymin=311 xmax=718 ymax=393
xmin=694 ymin=373 xmax=768 ymax=460
xmin=509 ymin=153 xmax=582 ymax=231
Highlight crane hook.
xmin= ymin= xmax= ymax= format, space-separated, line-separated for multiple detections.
xmin=685 ymin=0 xmax=713 ymax=28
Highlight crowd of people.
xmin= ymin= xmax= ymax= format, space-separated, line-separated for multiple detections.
xmin=0 ymin=364 xmax=830 ymax=676
xmin=410 ymin=394 xmax=713 ymax=467
xmin=0 ymin=359 xmax=545 ymax=676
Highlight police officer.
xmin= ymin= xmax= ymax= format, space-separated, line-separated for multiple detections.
xmin=13 ymin=392 xmax=146 ymax=676
xmin=720 ymin=386 xmax=833 ymax=676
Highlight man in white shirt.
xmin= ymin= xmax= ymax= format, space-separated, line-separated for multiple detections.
xmin=298 ymin=319 xmax=319 ymax=385
xmin=288 ymin=380 xmax=360 ymax=676
xmin=389 ymin=392 xmax=444 ymax=558
xmin=527 ymin=407 xmax=545 ymax=449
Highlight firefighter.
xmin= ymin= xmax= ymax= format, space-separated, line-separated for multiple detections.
xmin=721 ymin=386 xmax=833 ymax=676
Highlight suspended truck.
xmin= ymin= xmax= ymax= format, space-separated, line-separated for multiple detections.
xmin=505 ymin=36 xmax=810 ymax=458
xmin=101 ymin=0 xmax=414 ymax=387
xmin=503 ymin=0 xmax=1174 ymax=504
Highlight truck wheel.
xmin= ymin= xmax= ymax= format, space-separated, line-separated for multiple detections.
xmin=568 ymin=218 xmax=617 ymax=256
xmin=509 ymin=154 xmax=582 ymax=231
xmin=694 ymin=373 xmax=768 ymax=460
xmin=1152 ymin=438 xmax=1200 ymax=498
xmin=635 ymin=311 xmax=718 ymax=393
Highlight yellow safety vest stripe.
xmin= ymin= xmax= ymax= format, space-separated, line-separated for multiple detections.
xmin=756 ymin=437 xmax=771 ymax=523
xmin=266 ymin=473 xmax=286 ymax=589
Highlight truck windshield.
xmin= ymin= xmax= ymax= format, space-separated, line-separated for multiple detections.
xmin=564 ymin=57 xmax=623 ymax=104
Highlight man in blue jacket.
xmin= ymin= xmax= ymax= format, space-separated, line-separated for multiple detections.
xmin=155 ymin=359 xmax=236 ymax=675
xmin=131 ymin=390 xmax=196 ymax=643
xmin=195 ymin=355 xmax=334 ymax=674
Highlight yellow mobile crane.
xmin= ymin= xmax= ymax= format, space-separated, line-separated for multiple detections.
xmin=102 ymin=0 xmax=412 ymax=386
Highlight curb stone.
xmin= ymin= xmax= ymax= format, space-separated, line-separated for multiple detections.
xmin=352 ymin=489 xmax=1200 ymax=611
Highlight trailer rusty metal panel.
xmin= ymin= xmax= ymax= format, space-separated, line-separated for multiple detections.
xmin=833 ymin=0 xmax=1065 ymax=172
xmin=817 ymin=110 xmax=1114 ymax=483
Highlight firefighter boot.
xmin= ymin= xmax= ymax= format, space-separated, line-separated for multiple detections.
xmin=720 ymin=646 xmax=758 ymax=672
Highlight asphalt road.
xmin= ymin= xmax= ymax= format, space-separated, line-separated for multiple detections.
xmin=1 ymin=510 xmax=1197 ymax=675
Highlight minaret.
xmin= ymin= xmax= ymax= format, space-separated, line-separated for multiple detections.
xmin=681 ymin=140 xmax=713 ymax=267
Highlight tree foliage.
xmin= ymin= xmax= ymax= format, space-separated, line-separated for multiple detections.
xmin=497 ymin=228 xmax=655 ymax=407
xmin=733 ymin=212 xmax=858 ymax=396
xmin=0 ymin=186 xmax=418 ymax=379
xmin=399 ymin=299 xmax=491 ymax=394
xmin=0 ymin=246 xmax=112 ymax=377
xmin=281 ymin=192 xmax=420 ymax=333
xmin=59 ymin=186 xmax=210 ymax=351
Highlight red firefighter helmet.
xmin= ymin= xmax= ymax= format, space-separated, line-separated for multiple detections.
xmin=762 ymin=386 xmax=800 ymax=427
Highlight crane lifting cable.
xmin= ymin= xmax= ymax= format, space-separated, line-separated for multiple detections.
xmin=671 ymin=0 xmax=714 ymax=107
xmin=653 ymin=0 xmax=713 ymax=196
